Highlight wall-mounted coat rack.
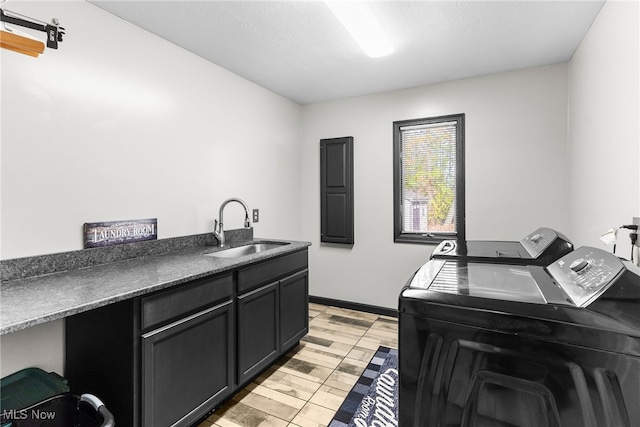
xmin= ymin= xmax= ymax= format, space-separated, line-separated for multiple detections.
xmin=0 ymin=7 xmax=64 ymax=57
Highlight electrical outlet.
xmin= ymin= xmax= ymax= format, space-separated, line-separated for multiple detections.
xmin=253 ymin=209 xmax=259 ymax=223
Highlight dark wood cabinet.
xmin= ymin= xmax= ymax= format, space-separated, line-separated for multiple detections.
xmin=236 ymin=250 xmax=309 ymax=386
xmin=280 ymin=270 xmax=309 ymax=350
xmin=65 ymin=249 xmax=308 ymax=427
xmin=237 ymin=282 xmax=279 ymax=386
xmin=66 ymin=273 xmax=234 ymax=427
xmin=142 ymin=301 xmax=234 ymax=427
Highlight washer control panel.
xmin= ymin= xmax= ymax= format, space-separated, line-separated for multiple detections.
xmin=547 ymin=246 xmax=624 ymax=307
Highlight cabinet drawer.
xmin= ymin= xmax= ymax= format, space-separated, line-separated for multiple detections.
xmin=142 ymin=273 xmax=233 ymax=330
xmin=237 ymin=250 xmax=308 ymax=294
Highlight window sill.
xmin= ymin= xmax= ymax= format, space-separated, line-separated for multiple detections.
xmin=394 ymin=233 xmax=456 ymax=245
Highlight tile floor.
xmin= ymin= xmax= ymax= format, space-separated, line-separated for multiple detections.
xmin=198 ymin=303 xmax=399 ymax=427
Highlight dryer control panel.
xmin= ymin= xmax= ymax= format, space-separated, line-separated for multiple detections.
xmin=547 ymin=246 xmax=624 ymax=307
xmin=432 ymin=240 xmax=457 ymax=256
xmin=520 ymin=227 xmax=569 ymax=258
xmin=431 ymin=227 xmax=572 ymax=265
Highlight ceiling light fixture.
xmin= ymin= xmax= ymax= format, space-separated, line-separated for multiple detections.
xmin=325 ymin=1 xmax=394 ymax=58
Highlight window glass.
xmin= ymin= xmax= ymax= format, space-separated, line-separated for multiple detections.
xmin=393 ymin=114 xmax=465 ymax=243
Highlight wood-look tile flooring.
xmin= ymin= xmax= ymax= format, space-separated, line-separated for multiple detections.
xmin=198 ymin=303 xmax=398 ymax=427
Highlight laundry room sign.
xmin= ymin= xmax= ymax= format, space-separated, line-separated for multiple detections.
xmin=83 ymin=218 xmax=157 ymax=248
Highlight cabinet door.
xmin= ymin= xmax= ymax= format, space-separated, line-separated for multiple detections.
xmin=320 ymin=136 xmax=354 ymax=244
xmin=280 ymin=269 xmax=309 ymax=351
xmin=237 ymin=282 xmax=279 ymax=386
xmin=142 ymin=300 xmax=234 ymax=427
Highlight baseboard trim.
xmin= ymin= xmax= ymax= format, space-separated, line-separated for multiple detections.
xmin=309 ymin=296 xmax=398 ymax=318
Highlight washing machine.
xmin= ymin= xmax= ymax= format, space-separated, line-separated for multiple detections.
xmin=431 ymin=227 xmax=573 ymax=265
xmin=399 ymin=246 xmax=640 ymax=427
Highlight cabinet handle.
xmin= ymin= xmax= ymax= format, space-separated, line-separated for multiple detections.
xmin=280 ymin=269 xmax=308 ymax=283
xmin=238 ymin=281 xmax=279 ymax=299
xmin=142 ymin=299 xmax=232 ymax=338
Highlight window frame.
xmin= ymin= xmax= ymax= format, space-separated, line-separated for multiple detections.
xmin=393 ymin=113 xmax=466 ymax=244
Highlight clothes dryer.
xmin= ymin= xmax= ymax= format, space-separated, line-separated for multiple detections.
xmin=431 ymin=227 xmax=572 ymax=265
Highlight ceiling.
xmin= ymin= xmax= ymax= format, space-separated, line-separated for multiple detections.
xmin=89 ymin=0 xmax=605 ymax=105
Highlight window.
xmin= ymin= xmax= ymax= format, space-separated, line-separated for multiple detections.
xmin=393 ymin=114 xmax=465 ymax=244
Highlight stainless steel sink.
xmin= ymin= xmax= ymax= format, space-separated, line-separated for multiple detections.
xmin=205 ymin=242 xmax=289 ymax=258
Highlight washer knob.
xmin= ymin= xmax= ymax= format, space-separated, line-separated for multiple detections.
xmin=570 ymin=258 xmax=589 ymax=273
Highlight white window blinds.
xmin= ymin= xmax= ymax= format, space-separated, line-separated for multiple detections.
xmin=399 ymin=120 xmax=458 ymax=235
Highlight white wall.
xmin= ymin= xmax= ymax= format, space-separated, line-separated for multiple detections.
xmin=300 ymin=64 xmax=570 ymax=309
xmin=1 ymin=1 xmax=302 ymax=376
xmin=1 ymin=0 xmax=303 ymax=260
xmin=567 ymin=0 xmax=639 ymax=257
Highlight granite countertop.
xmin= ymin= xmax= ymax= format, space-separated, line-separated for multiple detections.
xmin=0 ymin=234 xmax=310 ymax=335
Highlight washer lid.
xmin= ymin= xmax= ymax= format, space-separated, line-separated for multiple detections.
xmin=410 ymin=260 xmax=547 ymax=304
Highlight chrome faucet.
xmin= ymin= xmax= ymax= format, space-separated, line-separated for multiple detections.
xmin=214 ymin=198 xmax=251 ymax=248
